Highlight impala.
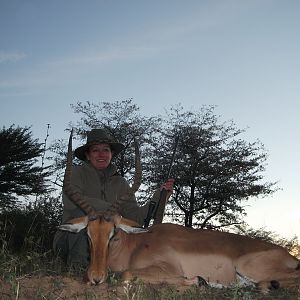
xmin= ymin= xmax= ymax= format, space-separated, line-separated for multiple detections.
xmin=59 ymin=131 xmax=300 ymax=292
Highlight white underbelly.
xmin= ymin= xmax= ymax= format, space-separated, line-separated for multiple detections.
xmin=179 ymin=253 xmax=236 ymax=286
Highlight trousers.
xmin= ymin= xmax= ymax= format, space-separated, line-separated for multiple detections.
xmin=53 ymin=229 xmax=89 ymax=268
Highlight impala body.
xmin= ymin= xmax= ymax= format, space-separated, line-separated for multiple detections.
xmin=60 ymin=213 xmax=300 ymax=291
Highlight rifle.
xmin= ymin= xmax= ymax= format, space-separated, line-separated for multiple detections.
xmin=144 ymin=134 xmax=179 ymax=228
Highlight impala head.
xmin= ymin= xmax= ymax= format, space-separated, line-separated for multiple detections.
xmin=59 ymin=211 xmax=145 ymax=284
xmin=61 ymin=129 xmax=143 ymax=284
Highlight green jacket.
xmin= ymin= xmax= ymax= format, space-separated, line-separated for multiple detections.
xmin=62 ymin=161 xmax=160 ymax=226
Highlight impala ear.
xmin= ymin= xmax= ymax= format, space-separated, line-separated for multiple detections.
xmin=115 ymin=215 xmax=141 ymax=227
xmin=111 ymin=214 xmax=148 ymax=234
xmin=118 ymin=224 xmax=149 ymax=234
xmin=59 ymin=216 xmax=89 ymax=233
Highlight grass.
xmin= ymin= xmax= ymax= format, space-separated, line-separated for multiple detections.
xmin=0 ymin=248 xmax=299 ymax=300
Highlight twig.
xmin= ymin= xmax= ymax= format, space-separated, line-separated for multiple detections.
xmin=15 ymin=280 xmax=20 ymax=300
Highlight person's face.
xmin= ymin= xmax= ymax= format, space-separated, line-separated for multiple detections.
xmin=85 ymin=143 xmax=113 ymax=170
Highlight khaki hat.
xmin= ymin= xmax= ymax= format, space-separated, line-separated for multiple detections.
xmin=74 ymin=129 xmax=125 ymax=161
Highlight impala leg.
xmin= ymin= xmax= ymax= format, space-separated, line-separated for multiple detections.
xmin=121 ymin=264 xmax=205 ymax=286
xmin=236 ymin=250 xmax=300 ymax=292
xmin=257 ymin=273 xmax=300 ymax=292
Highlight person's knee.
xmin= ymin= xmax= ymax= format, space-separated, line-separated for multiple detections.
xmin=53 ymin=231 xmax=69 ymax=262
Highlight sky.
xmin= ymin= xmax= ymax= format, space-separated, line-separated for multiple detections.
xmin=1 ymin=0 xmax=299 ymax=239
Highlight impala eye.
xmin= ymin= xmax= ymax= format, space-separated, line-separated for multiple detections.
xmin=103 ymin=215 xmax=112 ymax=222
xmin=88 ymin=215 xmax=98 ymax=221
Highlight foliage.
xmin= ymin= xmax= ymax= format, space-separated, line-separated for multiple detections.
xmin=144 ymin=105 xmax=277 ymax=228
xmin=0 ymin=125 xmax=50 ymax=210
xmin=0 ymin=196 xmax=62 ymax=254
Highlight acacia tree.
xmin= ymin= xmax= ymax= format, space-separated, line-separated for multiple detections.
xmin=145 ymin=105 xmax=277 ymax=228
xmin=0 ymin=125 xmax=50 ymax=210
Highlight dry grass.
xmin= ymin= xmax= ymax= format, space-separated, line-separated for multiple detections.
xmin=1 ymin=262 xmax=299 ymax=300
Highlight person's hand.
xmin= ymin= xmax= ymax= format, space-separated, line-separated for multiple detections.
xmin=160 ymin=178 xmax=175 ymax=193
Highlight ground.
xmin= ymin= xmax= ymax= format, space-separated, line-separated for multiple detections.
xmin=1 ymin=275 xmax=112 ymax=299
xmin=1 ymin=274 xmax=300 ymax=300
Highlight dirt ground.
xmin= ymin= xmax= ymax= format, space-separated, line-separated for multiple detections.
xmin=0 ymin=275 xmax=196 ymax=300
xmin=1 ymin=275 xmax=299 ymax=300
xmin=0 ymin=275 xmax=116 ymax=299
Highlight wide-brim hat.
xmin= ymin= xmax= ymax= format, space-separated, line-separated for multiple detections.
xmin=74 ymin=129 xmax=125 ymax=161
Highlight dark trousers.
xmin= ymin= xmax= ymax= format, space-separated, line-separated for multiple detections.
xmin=53 ymin=229 xmax=90 ymax=268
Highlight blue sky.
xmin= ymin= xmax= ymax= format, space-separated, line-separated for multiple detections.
xmin=1 ymin=0 xmax=299 ymax=239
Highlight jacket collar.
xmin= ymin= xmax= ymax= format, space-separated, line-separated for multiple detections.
xmin=84 ymin=161 xmax=118 ymax=177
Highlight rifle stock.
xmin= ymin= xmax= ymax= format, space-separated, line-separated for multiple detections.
xmin=143 ymin=134 xmax=179 ymax=228
xmin=152 ymin=188 xmax=169 ymax=225
xmin=144 ymin=200 xmax=156 ymax=228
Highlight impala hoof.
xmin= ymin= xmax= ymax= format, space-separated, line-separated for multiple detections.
xmin=197 ymin=276 xmax=208 ymax=286
xmin=270 ymin=280 xmax=280 ymax=289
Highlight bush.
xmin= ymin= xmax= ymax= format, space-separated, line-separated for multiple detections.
xmin=0 ymin=195 xmax=62 ymax=254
